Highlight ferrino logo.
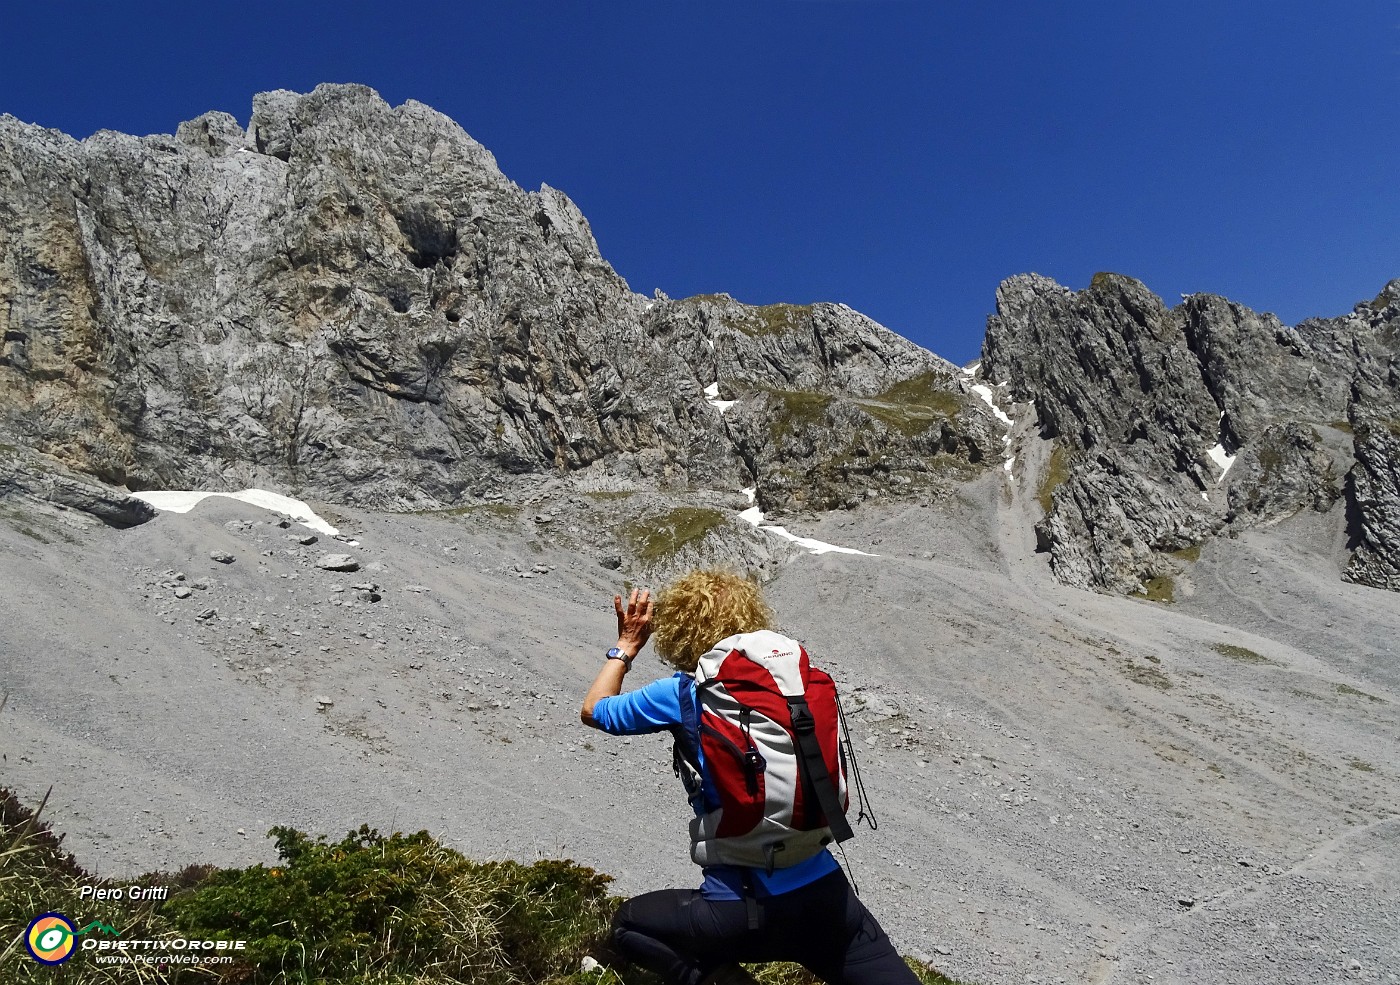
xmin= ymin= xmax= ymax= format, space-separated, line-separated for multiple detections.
xmin=24 ymin=912 xmax=117 ymax=965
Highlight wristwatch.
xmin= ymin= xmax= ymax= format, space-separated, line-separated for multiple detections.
xmin=605 ymin=646 xmax=635 ymax=670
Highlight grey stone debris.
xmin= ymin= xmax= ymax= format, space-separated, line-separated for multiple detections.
xmin=209 ymin=551 xmax=235 ymax=564
xmin=196 ymin=608 xmax=217 ymax=621
xmin=317 ymin=554 xmax=360 ymax=572
xmin=315 ymin=696 xmax=333 ymax=709
xmin=173 ymin=586 xmax=192 ymax=600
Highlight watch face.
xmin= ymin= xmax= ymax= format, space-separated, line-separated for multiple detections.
xmin=607 ymin=647 xmax=623 ymax=658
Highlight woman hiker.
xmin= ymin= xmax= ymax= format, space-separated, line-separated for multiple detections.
xmin=580 ymin=570 xmax=920 ymax=985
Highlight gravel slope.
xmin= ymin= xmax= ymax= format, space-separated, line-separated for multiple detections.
xmin=2 ymin=465 xmax=1397 ymax=985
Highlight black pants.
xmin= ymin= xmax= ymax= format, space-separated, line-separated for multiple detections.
xmin=611 ymin=869 xmax=920 ymax=985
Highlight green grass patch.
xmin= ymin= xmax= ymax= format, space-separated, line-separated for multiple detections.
xmin=761 ymin=388 xmax=835 ymax=438
xmin=1345 ymin=757 xmax=1376 ymax=773
xmin=1121 ymin=659 xmax=1172 ymax=690
xmin=622 ymin=508 xmax=727 ymax=564
xmin=1089 ymin=271 xmax=1134 ymax=291
xmin=1328 ymin=420 xmax=1354 ymax=435
xmin=679 ymin=296 xmax=813 ymax=337
xmin=1336 ymin=683 xmax=1385 ymax=704
xmin=16 ymin=526 xmax=49 ymax=544
xmin=1141 ymin=576 xmax=1175 ymax=604
xmin=1037 ymin=443 xmax=1071 ymax=515
xmin=1211 ymin=643 xmax=1276 ymax=665
xmin=853 ymin=372 xmax=964 ymax=436
xmin=748 ymin=303 xmax=813 ymax=336
xmin=1170 ymin=544 xmax=1201 ymax=563
xmin=581 ymin=491 xmax=635 ymax=501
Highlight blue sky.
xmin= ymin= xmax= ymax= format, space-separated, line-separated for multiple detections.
xmin=3 ymin=2 xmax=1396 ymax=363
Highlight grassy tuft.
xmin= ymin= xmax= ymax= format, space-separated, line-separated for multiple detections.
xmin=1169 ymin=544 xmax=1201 ymax=563
xmin=1037 ymin=444 xmax=1071 ymax=516
xmin=1345 ymin=757 xmax=1376 ymax=773
xmin=1120 ymin=659 xmax=1172 ymax=690
xmin=1211 ymin=643 xmax=1276 ymax=665
xmin=762 ymin=389 xmax=835 ymax=438
xmin=622 ymin=508 xmax=727 ymax=564
xmin=1335 ymin=683 xmax=1385 ymax=704
xmin=1140 ymin=576 xmax=1175 ymax=604
xmin=748 ymin=304 xmax=813 ymax=336
xmin=853 ymin=373 xmax=963 ymax=436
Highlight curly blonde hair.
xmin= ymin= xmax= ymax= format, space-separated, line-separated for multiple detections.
xmin=652 ymin=569 xmax=774 ymax=672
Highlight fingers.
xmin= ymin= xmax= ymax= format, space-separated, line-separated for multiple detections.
xmin=615 ymin=589 xmax=652 ymax=621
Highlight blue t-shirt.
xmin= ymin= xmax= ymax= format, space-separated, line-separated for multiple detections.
xmin=592 ymin=674 xmax=839 ymax=900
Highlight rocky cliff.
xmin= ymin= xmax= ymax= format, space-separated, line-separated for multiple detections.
xmin=982 ymin=272 xmax=1400 ymax=594
xmin=2 ymin=84 xmax=1396 ymax=595
xmin=0 ymin=84 xmax=995 ymax=531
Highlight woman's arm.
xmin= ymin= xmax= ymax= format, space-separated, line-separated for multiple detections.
xmin=580 ymin=587 xmax=653 ymax=728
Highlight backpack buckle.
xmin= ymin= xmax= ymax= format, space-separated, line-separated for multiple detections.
xmin=745 ymin=749 xmax=767 ymax=773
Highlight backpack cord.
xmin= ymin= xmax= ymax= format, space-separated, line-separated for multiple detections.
xmin=835 ymin=836 xmax=860 ymax=896
xmin=837 ymin=699 xmax=878 ymax=832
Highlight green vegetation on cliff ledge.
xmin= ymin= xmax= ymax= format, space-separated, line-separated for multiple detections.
xmin=680 ymin=296 xmax=813 ymax=337
xmin=1037 ymin=444 xmax=1071 ymax=515
xmin=762 ymin=373 xmax=964 ymax=442
xmin=853 ymin=372 xmax=963 ymax=436
xmin=0 ymin=788 xmax=968 ymax=985
xmin=622 ymin=507 xmax=727 ymax=563
xmin=762 ymin=388 xmax=835 ymax=437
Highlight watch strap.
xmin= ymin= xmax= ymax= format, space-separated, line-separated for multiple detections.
xmin=605 ymin=646 xmax=635 ymax=669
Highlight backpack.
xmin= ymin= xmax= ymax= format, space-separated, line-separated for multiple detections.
xmin=672 ymin=630 xmax=856 ymax=873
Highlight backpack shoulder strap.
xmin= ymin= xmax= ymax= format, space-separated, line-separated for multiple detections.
xmin=786 ymin=694 xmax=854 ymax=843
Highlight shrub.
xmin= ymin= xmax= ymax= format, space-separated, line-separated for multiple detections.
xmin=164 ymin=826 xmax=615 ymax=984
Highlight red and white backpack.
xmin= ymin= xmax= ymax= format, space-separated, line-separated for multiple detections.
xmin=672 ymin=630 xmax=855 ymax=872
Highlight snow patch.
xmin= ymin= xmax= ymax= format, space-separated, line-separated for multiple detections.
xmin=131 ymin=489 xmax=341 ymax=536
xmin=969 ymin=383 xmax=1014 ymax=427
xmin=736 ymin=496 xmax=875 ymax=556
xmin=703 ymin=381 xmax=737 ymax=414
xmin=1206 ymin=443 xmax=1236 ymax=479
xmin=960 ymin=361 xmax=981 ymax=377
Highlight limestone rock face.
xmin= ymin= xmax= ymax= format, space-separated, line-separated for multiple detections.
xmin=1226 ymin=423 xmax=1340 ymax=527
xmin=1345 ymin=339 xmax=1400 ymax=590
xmin=0 ymin=447 xmax=156 ymax=529
xmin=0 ymin=85 xmax=991 ymax=517
xmin=984 ymin=273 xmax=1400 ymax=594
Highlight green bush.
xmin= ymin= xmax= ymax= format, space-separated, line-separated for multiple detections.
xmin=164 ymin=826 xmax=615 ymax=984
xmin=0 ymin=790 xmax=971 ymax=985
